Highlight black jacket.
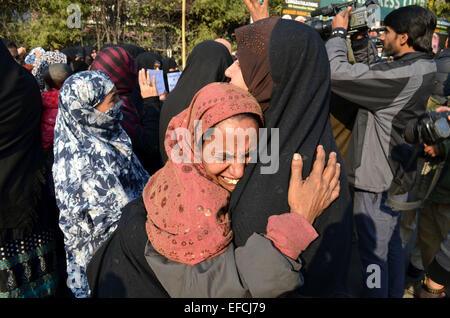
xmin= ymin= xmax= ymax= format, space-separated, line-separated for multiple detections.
xmin=431 ymin=48 xmax=450 ymax=106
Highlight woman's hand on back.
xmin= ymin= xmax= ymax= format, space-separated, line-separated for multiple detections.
xmin=288 ymin=146 xmax=341 ymax=224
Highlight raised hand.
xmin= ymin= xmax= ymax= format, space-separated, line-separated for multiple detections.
xmin=139 ymin=68 xmax=158 ymax=99
xmin=243 ymin=0 xmax=269 ymax=22
xmin=331 ymin=6 xmax=353 ymax=31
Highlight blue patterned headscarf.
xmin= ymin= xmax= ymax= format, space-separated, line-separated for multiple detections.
xmin=31 ymin=51 xmax=68 ymax=91
xmin=52 ymin=70 xmax=150 ymax=298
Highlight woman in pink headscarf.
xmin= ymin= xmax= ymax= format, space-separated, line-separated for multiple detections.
xmin=87 ymin=82 xmax=341 ymax=298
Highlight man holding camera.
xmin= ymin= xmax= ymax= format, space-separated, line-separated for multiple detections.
xmin=326 ymin=5 xmax=437 ymax=297
xmin=413 ymin=29 xmax=450 ymax=296
xmin=411 ymin=106 xmax=450 ymax=298
xmin=429 ymin=26 xmax=450 ymax=108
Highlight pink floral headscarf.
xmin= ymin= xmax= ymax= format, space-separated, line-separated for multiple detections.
xmin=143 ymin=82 xmax=263 ymax=265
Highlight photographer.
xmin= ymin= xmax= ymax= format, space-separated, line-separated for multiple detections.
xmin=413 ymin=105 xmax=450 ymax=298
xmin=349 ymin=31 xmax=381 ymax=65
xmin=326 ymin=5 xmax=437 ymax=297
xmin=428 ymin=27 xmax=450 ymax=109
xmin=330 ymin=30 xmax=381 ymax=159
xmin=403 ymin=31 xmax=450 ymax=288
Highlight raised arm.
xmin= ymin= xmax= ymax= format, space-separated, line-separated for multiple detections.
xmin=243 ymin=0 xmax=269 ymax=22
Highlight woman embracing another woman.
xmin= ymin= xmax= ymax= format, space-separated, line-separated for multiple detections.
xmin=87 ymin=82 xmax=341 ymax=297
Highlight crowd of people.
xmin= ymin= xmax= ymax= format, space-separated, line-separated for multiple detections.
xmin=0 ymin=0 xmax=449 ymax=299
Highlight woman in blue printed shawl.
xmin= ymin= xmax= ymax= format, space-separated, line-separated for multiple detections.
xmin=53 ymin=70 xmax=149 ymax=298
xmin=30 ymin=51 xmax=68 ymax=91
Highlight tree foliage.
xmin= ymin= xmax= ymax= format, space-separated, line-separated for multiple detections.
xmin=9 ymin=0 xmax=448 ymax=62
xmin=0 ymin=0 xmax=285 ymax=60
xmin=427 ymin=0 xmax=450 ymax=18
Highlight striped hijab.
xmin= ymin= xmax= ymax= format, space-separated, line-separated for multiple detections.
xmin=91 ymin=46 xmax=140 ymax=139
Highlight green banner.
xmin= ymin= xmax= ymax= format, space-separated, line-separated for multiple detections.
xmin=436 ymin=19 xmax=449 ymax=35
xmin=282 ymin=0 xmax=321 ymax=19
xmin=316 ymin=0 xmax=426 ymax=20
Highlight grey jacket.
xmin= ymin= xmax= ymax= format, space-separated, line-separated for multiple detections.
xmin=326 ymin=37 xmax=437 ymax=193
xmin=145 ymin=233 xmax=303 ymax=298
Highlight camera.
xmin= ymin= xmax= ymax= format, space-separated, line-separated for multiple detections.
xmin=305 ymin=0 xmax=381 ymax=40
xmin=369 ymin=27 xmax=384 ymax=49
xmin=404 ymin=111 xmax=450 ymax=145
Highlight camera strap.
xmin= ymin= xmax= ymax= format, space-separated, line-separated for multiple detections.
xmin=386 ymin=147 xmax=446 ymax=211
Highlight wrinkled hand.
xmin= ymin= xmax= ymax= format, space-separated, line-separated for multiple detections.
xmin=243 ymin=0 xmax=269 ymax=22
xmin=424 ymin=144 xmax=440 ymax=157
xmin=139 ymin=68 xmax=158 ymax=99
xmin=288 ymin=146 xmax=341 ymax=224
xmin=331 ymin=6 xmax=353 ymax=31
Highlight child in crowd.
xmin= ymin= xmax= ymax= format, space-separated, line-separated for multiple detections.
xmin=40 ymin=63 xmax=72 ymax=197
xmin=40 ymin=63 xmax=72 ymax=151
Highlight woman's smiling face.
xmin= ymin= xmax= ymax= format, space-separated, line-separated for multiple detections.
xmin=202 ymin=115 xmax=259 ymax=193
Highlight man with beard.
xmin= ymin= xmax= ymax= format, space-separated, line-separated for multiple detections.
xmin=326 ymin=5 xmax=437 ymax=297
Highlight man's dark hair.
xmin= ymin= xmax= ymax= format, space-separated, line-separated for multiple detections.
xmin=384 ymin=5 xmax=437 ymax=53
xmin=1 ymin=37 xmax=17 ymax=50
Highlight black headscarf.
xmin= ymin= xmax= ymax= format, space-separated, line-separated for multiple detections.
xmin=0 ymin=40 xmax=45 ymax=243
xmin=229 ymin=19 xmax=354 ymax=297
xmin=162 ymin=57 xmax=178 ymax=71
xmin=61 ymin=46 xmax=84 ymax=64
xmin=131 ymin=51 xmax=164 ymax=116
xmin=158 ymin=40 xmax=233 ymax=163
xmin=162 ymin=57 xmax=179 ymax=92
xmin=136 ymin=51 xmax=163 ymax=70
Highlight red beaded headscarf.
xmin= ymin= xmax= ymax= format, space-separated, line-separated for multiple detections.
xmin=235 ymin=17 xmax=279 ymax=112
xmin=143 ymin=82 xmax=263 ymax=265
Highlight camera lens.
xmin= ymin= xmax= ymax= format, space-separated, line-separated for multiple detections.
xmin=434 ymin=117 xmax=450 ymax=139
